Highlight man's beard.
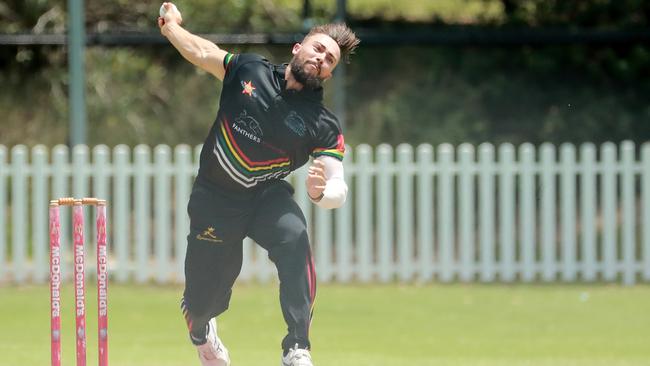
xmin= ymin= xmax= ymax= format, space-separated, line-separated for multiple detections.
xmin=290 ymin=57 xmax=324 ymax=90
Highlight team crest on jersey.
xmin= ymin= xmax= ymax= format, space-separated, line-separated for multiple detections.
xmin=284 ymin=110 xmax=306 ymax=137
xmin=233 ymin=110 xmax=263 ymax=143
xmin=241 ymin=80 xmax=257 ymax=97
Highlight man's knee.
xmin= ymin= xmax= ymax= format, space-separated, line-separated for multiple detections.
xmin=269 ymin=225 xmax=309 ymax=259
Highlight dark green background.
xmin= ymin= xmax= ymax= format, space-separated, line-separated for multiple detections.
xmin=1 ymin=0 xmax=648 ymax=147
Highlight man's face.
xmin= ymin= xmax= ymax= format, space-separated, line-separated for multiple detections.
xmin=290 ymin=33 xmax=341 ymax=90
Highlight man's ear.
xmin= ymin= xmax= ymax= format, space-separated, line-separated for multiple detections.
xmin=292 ymin=43 xmax=302 ymax=55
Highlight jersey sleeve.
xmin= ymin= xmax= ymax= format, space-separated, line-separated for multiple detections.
xmin=222 ymin=53 xmax=265 ymax=85
xmin=311 ymin=112 xmax=345 ymax=161
xmin=223 ymin=52 xmax=236 ymax=76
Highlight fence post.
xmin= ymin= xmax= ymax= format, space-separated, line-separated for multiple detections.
xmin=560 ymin=143 xmax=577 ymax=282
xmin=174 ymin=145 xmax=192 ymax=283
xmin=11 ymin=145 xmax=28 ymax=283
xmin=92 ymin=145 xmax=110 ymax=200
xmin=397 ymin=144 xmax=414 ymax=282
xmin=113 ymin=145 xmax=130 ymax=282
xmin=601 ymin=142 xmax=617 ymax=282
xmin=0 ymin=146 xmax=6 ymax=281
xmin=643 ymin=143 xmax=650 ymax=281
xmin=335 ymin=146 xmax=354 ymax=283
xmin=355 ymin=145 xmax=373 ymax=282
xmin=580 ymin=144 xmax=597 ymax=281
xmin=621 ymin=141 xmax=636 ymax=285
xmin=498 ymin=143 xmax=516 ymax=282
xmin=438 ymin=144 xmax=455 ymax=282
xmin=540 ymin=143 xmax=557 ymax=282
xmin=519 ymin=143 xmax=536 ymax=282
xmin=134 ymin=145 xmax=151 ymax=283
xmin=479 ymin=143 xmax=495 ymax=282
xmin=73 ymin=145 xmax=91 ymax=268
xmin=32 ymin=145 xmax=49 ymax=283
xmin=458 ymin=144 xmax=475 ymax=282
xmin=376 ymin=144 xmax=394 ymax=282
xmin=154 ymin=145 xmax=172 ymax=284
xmin=416 ymin=144 xmax=434 ymax=282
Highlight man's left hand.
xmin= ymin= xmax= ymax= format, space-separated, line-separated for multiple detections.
xmin=306 ymin=159 xmax=326 ymax=201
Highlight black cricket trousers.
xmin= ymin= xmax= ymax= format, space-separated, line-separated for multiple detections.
xmin=181 ymin=178 xmax=316 ymax=352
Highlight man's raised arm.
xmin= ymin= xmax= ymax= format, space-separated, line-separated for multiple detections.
xmin=157 ymin=2 xmax=228 ymax=81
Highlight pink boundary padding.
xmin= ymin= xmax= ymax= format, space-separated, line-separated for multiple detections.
xmin=96 ymin=203 xmax=109 ymax=366
xmin=73 ymin=203 xmax=87 ymax=366
xmin=49 ymin=205 xmax=62 ymax=366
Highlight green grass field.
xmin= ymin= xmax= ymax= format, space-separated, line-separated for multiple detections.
xmin=1 ymin=283 xmax=649 ymax=366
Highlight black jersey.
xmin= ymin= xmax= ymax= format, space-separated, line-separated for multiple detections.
xmin=196 ymin=53 xmax=345 ymax=192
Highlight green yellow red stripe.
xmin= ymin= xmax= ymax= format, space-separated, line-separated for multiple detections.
xmin=220 ymin=121 xmax=291 ymax=172
xmin=224 ymin=53 xmax=234 ymax=71
xmin=312 ymin=134 xmax=345 ymax=160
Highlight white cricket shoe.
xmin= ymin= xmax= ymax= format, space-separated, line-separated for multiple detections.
xmin=196 ymin=318 xmax=230 ymax=366
xmin=281 ymin=344 xmax=313 ymax=366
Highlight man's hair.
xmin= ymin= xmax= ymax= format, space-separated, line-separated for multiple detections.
xmin=305 ymin=23 xmax=360 ymax=64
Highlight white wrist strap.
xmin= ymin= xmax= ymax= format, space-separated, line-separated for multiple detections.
xmin=309 ymin=156 xmax=348 ymax=209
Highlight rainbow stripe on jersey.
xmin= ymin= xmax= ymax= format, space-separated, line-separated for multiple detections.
xmin=213 ymin=118 xmax=292 ymax=188
xmin=312 ymin=134 xmax=345 ymax=160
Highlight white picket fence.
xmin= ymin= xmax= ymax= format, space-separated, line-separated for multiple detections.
xmin=1 ymin=142 xmax=649 ymax=285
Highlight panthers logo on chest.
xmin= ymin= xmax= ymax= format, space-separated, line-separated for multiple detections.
xmin=232 ymin=110 xmax=263 ymax=143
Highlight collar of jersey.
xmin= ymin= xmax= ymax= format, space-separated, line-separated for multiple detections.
xmin=274 ymin=63 xmax=324 ymax=103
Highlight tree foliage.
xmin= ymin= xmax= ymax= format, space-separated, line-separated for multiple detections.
xmin=498 ymin=0 xmax=650 ymax=28
xmin=0 ymin=0 xmax=648 ymax=147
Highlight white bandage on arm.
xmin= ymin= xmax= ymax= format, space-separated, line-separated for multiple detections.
xmin=309 ymin=156 xmax=348 ymax=209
